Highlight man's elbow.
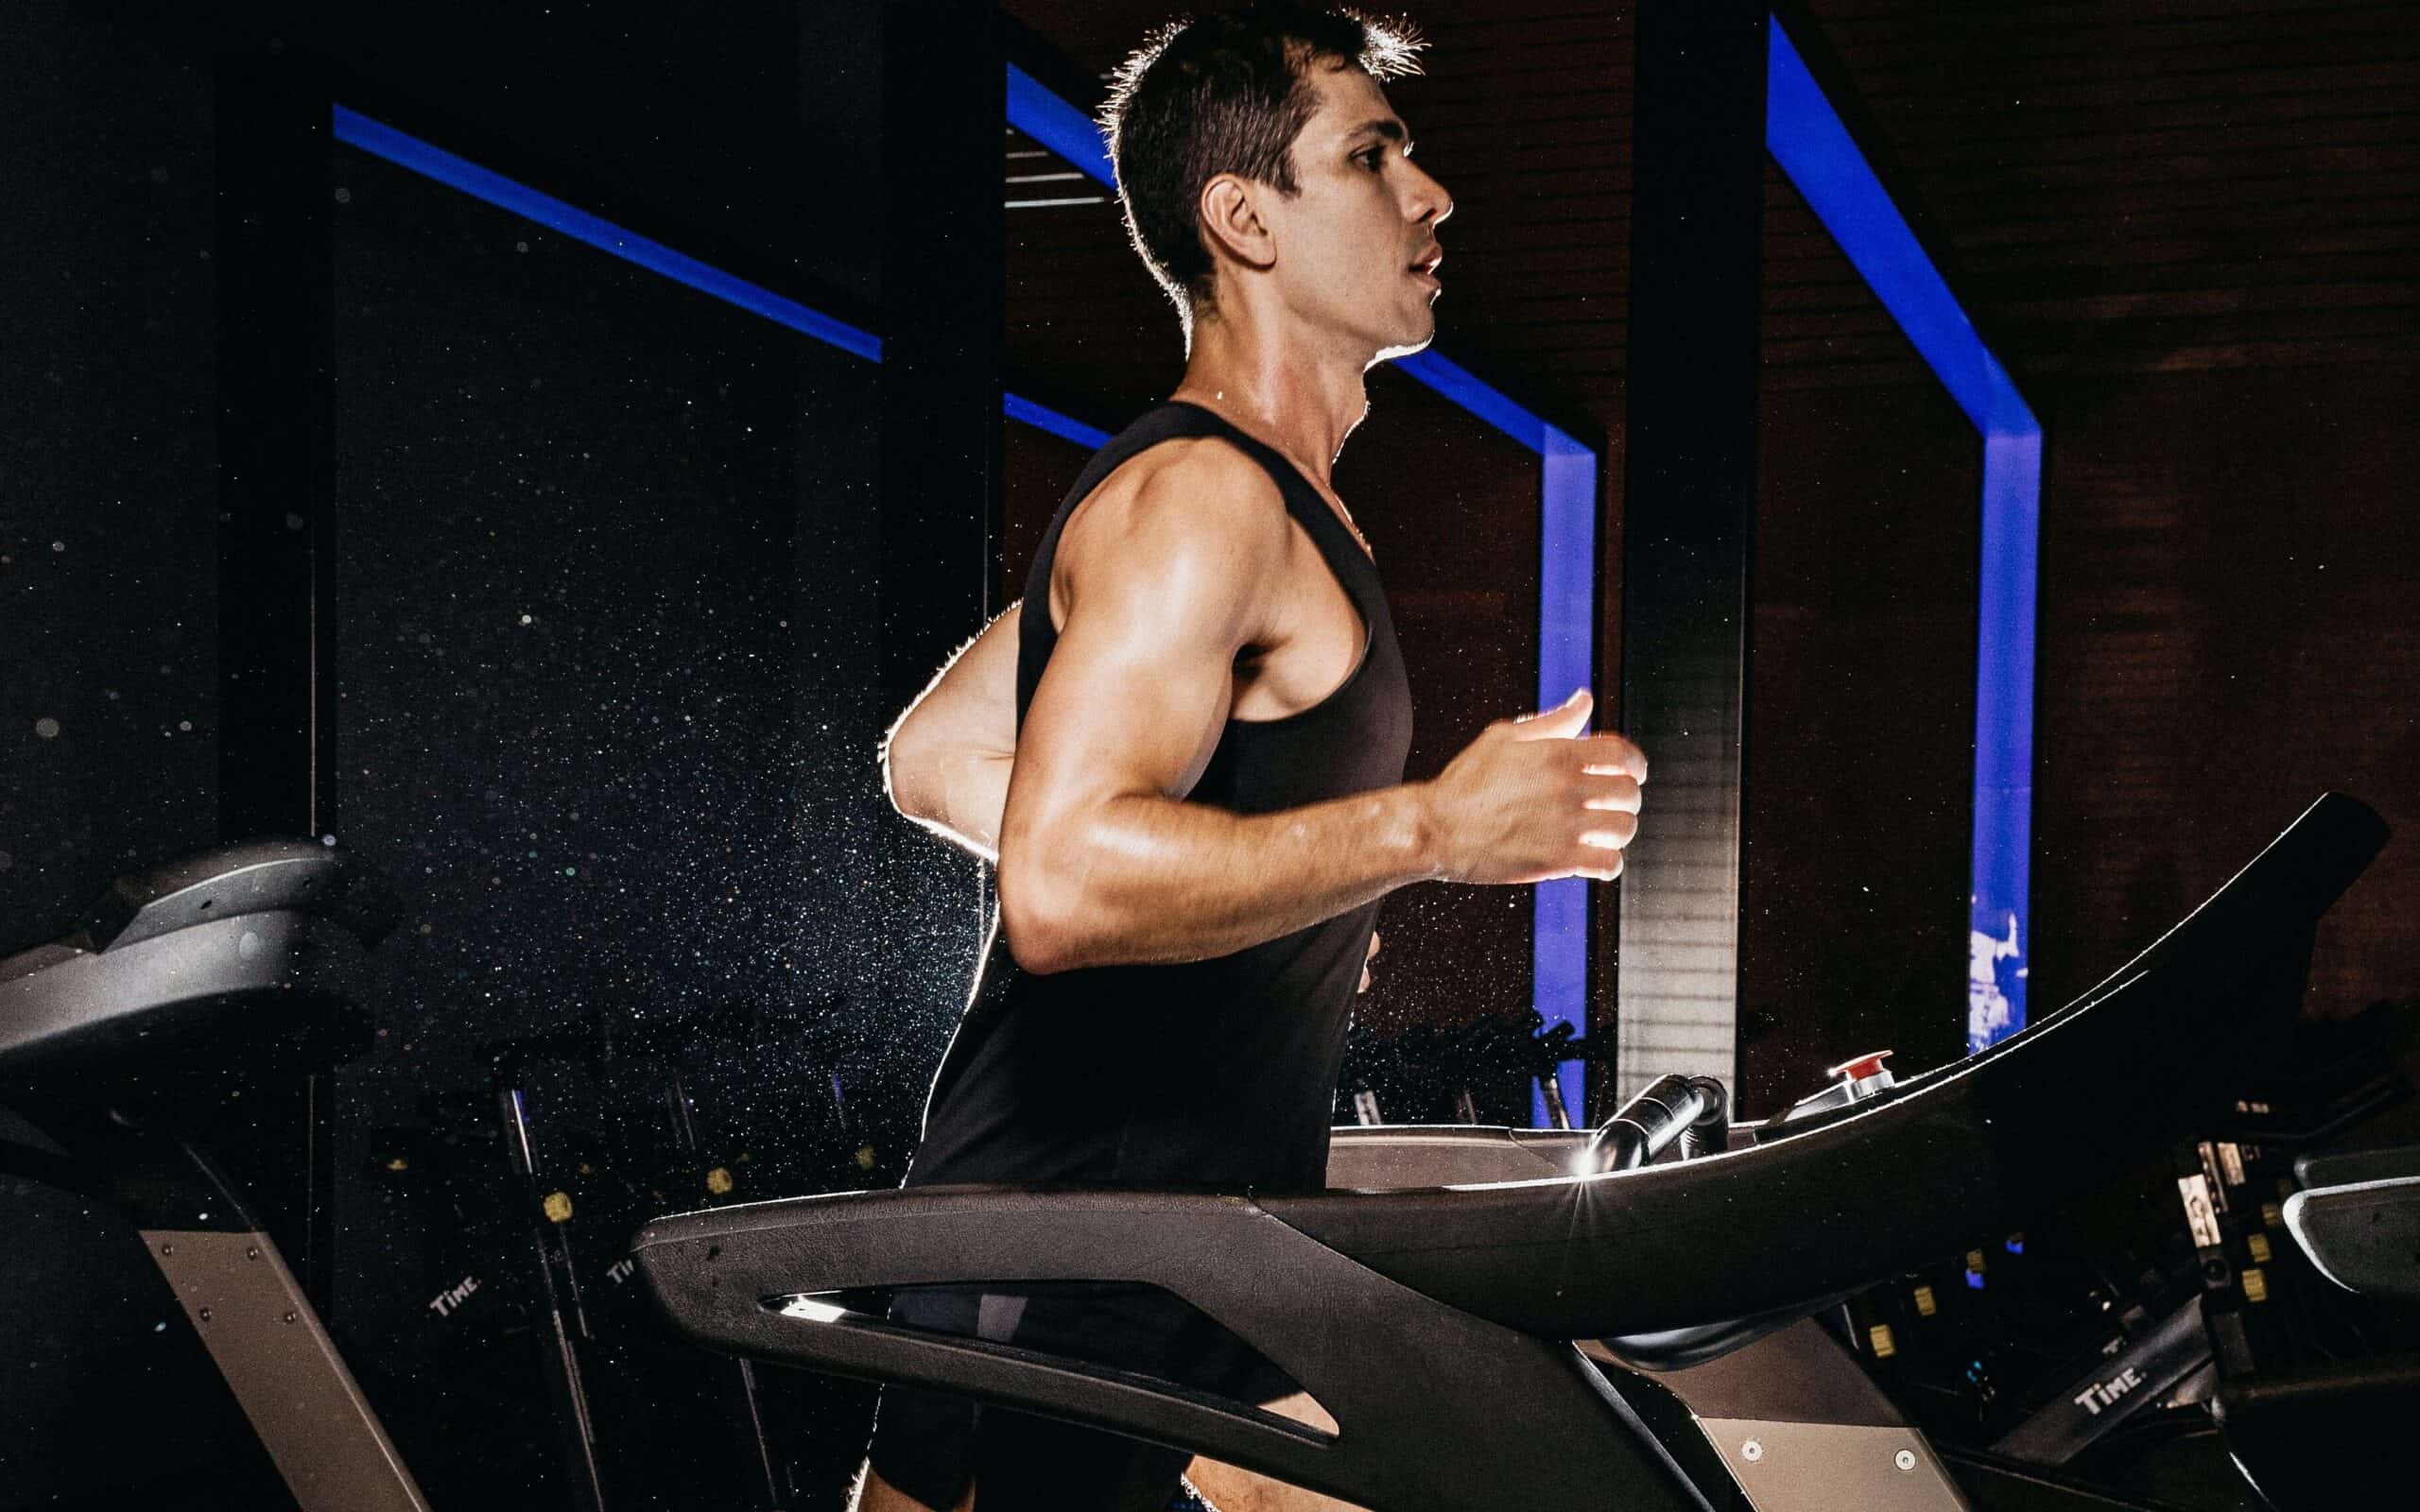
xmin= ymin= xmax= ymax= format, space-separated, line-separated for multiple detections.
xmin=880 ymin=713 xmax=937 ymax=821
xmin=995 ymin=850 xmax=1087 ymax=975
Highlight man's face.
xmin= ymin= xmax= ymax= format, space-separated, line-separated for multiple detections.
xmin=1255 ymin=61 xmax=1453 ymax=361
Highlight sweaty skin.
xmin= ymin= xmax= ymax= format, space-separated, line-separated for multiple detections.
xmin=902 ymin=434 xmax=1642 ymax=978
xmin=864 ymin=52 xmax=1646 ymax=1512
xmin=881 ymin=606 xmax=1020 ymax=866
xmin=883 ymin=583 xmax=1390 ymax=989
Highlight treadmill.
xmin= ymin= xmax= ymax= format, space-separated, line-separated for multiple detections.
xmin=0 ymin=840 xmax=429 ymax=1512
xmin=633 ymin=794 xmax=2391 ymax=1512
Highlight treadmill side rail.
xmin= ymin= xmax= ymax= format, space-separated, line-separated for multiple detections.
xmin=631 ymin=794 xmax=2388 ymax=1512
xmin=144 ymin=1223 xmax=431 ymax=1512
xmin=2284 ymin=1176 xmax=2420 ymax=1302
xmin=1324 ymin=1124 xmax=1582 ymax=1189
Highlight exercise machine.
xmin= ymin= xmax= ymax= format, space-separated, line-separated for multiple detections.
xmin=1856 ymin=1003 xmax=2419 ymax=1510
xmin=0 ymin=841 xmax=427 ymax=1511
xmin=633 ymin=794 xmax=2389 ymax=1512
xmin=0 ymin=839 xmax=875 ymax=1512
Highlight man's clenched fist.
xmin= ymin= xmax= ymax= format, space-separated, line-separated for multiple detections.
xmin=1419 ymin=689 xmax=1646 ymax=886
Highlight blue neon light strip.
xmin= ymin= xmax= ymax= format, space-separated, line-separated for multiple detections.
xmin=1763 ymin=18 xmax=2040 ymax=1048
xmin=1533 ymin=427 xmax=1599 ymax=1124
xmin=1969 ymin=432 xmax=2039 ymax=1047
xmin=1005 ymin=391 xmax=1112 ymax=449
xmin=1393 ymin=350 xmax=1558 ymax=454
xmin=1008 ymin=64 xmax=1117 ymax=184
xmin=330 ymin=105 xmax=1103 ymax=448
xmin=999 ymin=63 xmax=1600 ymax=1121
xmin=329 ymin=109 xmax=883 ymax=364
xmin=1763 ymin=28 xmax=2031 ymax=438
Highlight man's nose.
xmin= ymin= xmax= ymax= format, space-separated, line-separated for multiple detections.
xmin=1407 ymin=162 xmax=1452 ymax=229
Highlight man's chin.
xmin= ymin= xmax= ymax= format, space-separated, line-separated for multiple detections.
xmin=1370 ymin=323 xmax=1438 ymax=367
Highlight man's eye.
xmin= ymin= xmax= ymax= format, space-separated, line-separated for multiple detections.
xmin=1358 ymin=148 xmax=1385 ymax=171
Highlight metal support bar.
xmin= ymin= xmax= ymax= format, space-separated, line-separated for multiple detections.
xmin=1616 ymin=0 xmax=1770 ymax=1101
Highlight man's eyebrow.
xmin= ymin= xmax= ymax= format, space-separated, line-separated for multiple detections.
xmin=1346 ymin=118 xmax=1409 ymax=148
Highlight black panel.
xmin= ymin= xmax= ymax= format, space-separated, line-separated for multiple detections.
xmin=0 ymin=11 xmax=253 ymax=1503
xmin=1616 ymin=0 xmax=1770 ymax=1091
xmin=0 ymin=5 xmax=219 ymax=943
xmin=216 ymin=55 xmax=336 ymax=843
xmin=321 ymin=131 xmax=907 ymax=1050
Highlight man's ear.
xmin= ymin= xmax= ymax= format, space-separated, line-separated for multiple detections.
xmin=1199 ymin=174 xmax=1276 ymax=273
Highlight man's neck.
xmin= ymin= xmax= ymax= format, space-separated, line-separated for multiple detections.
xmin=1167 ymin=314 xmax=1369 ymax=492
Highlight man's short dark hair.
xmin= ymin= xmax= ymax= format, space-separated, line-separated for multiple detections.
xmin=1102 ymin=5 xmax=1424 ymax=336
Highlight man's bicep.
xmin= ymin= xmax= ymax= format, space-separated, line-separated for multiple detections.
xmin=1007 ymin=584 xmax=1239 ymax=829
xmin=997 ymin=445 xmax=1285 ymax=864
xmin=1001 ymin=515 xmax=1271 ymax=842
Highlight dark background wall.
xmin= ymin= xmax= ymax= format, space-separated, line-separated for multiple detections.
xmin=0 ymin=9 xmax=237 ymax=1502
xmin=1 ymin=2 xmax=221 ymax=943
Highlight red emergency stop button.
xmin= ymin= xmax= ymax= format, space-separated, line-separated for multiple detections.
xmin=1828 ymin=1050 xmax=1893 ymax=1083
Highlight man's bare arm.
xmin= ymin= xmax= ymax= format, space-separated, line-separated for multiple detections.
xmin=881 ymin=603 xmax=1020 ymax=864
xmin=996 ymin=443 xmax=1645 ymax=975
xmin=884 ymin=600 xmax=1384 ymax=992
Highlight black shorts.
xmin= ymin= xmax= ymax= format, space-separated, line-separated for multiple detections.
xmin=864 ymin=1282 xmax=1297 ymax=1512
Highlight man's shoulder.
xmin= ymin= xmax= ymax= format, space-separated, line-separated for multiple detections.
xmin=1067 ymin=434 xmax=1289 ymax=560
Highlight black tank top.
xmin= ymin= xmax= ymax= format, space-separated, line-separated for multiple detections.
xmin=905 ymin=402 xmax=1414 ymax=1195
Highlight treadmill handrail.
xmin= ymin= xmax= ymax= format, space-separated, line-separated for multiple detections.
xmin=2283 ymin=1175 xmax=2420 ymax=1302
xmin=82 ymin=839 xmax=398 ymax=950
xmin=633 ymin=1186 xmax=1715 ymax=1512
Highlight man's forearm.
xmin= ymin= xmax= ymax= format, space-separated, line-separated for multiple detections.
xmin=999 ymin=783 xmax=1437 ymax=972
xmin=889 ymin=747 xmax=1013 ymax=865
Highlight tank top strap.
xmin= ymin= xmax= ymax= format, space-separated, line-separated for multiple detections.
xmin=1047 ymin=403 xmax=1222 ymax=512
xmin=1017 ymin=402 xmax=1391 ymax=728
xmin=1149 ymin=402 xmax=1386 ymax=622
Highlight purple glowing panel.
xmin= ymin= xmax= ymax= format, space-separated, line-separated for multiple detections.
xmin=1531 ymin=426 xmax=1599 ymax=1125
xmin=1763 ymin=18 xmax=2041 ymax=1050
xmin=1968 ymin=430 xmax=2040 ymax=1048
